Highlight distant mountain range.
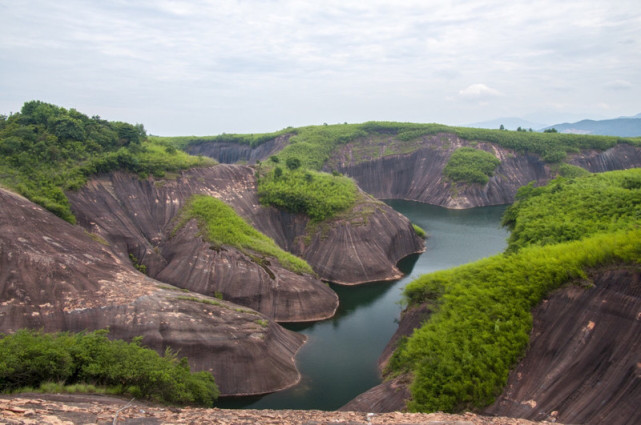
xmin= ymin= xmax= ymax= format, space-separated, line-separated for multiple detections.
xmin=544 ymin=115 xmax=641 ymax=137
xmin=467 ymin=114 xmax=641 ymax=137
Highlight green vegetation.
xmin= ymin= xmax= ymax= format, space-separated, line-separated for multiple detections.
xmin=387 ymin=168 xmax=641 ymax=413
xmin=0 ymin=329 xmax=219 ymax=406
xmin=412 ymin=223 xmax=427 ymax=239
xmin=165 ymin=121 xmax=640 ymax=173
xmin=176 ymin=195 xmax=313 ymax=274
xmin=502 ymin=168 xmax=641 ymax=252
xmin=257 ymin=168 xmax=358 ymax=222
xmin=388 ymin=228 xmax=641 ymax=413
xmin=0 ymin=101 xmax=214 ymax=223
xmin=443 ymin=147 xmax=501 ymax=184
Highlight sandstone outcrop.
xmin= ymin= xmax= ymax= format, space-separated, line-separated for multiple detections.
xmin=68 ymin=165 xmax=424 ymax=290
xmin=0 ymin=188 xmax=305 ymax=396
xmin=485 ymin=267 xmax=641 ymax=425
xmin=67 ymin=166 xmax=338 ymax=323
xmin=185 ymin=135 xmax=290 ymax=164
xmin=326 ymin=135 xmax=641 ymax=208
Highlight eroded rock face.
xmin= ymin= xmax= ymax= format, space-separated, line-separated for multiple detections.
xmin=185 ymin=135 xmax=290 ymax=164
xmin=68 ymin=166 xmax=424 ymax=290
xmin=67 ymin=166 xmax=338 ymax=322
xmin=485 ymin=267 xmax=641 ymax=425
xmin=0 ymin=188 xmax=305 ymax=396
xmin=327 ymin=136 xmax=641 ymax=208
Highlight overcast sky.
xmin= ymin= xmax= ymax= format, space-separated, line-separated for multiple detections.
xmin=1 ymin=1 xmax=640 ymax=135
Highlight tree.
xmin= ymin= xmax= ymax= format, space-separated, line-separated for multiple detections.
xmin=286 ymin=157 xmax=301 ymax=171
xmin=499 ymin=124 xmax=505 ymax=130
xmin=544 ymin=128 xmax=558 ymax=133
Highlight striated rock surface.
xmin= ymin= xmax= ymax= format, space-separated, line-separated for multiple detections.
xmin=326 ymin=135 xmax=641 ymax=208
xmin=0 ymin=394 xmax=561 ymax=425
xmin=0 ymin=187 xmax=305 ymax=396
xmin=185 ymin=135 xmax=290 ymax=164
xmin=67 ymin=166 xmax=338 ymax=322
xmin=485 ymin=267 xmax=641 ymax=425
xmin=68 ymin=165 xmax=423 ymax=289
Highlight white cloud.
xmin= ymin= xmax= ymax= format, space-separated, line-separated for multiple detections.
xmin=458 ymin=84 xmax=502 ymax=99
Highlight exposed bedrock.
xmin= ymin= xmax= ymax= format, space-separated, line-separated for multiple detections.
xmin=185 ymin=135 xmax=290 ymax=164
xmin=68 ymin=165 xmax=423 ymax=290
xmin=485 ymin=267 xmax=641 ymax=425
xmin=327 ymin=136 xmax=641 ymax=208
xmin=67 ymin=166 xmax=338 ymax=323
xmin=0 ymin=188 xmax=305 ymax=396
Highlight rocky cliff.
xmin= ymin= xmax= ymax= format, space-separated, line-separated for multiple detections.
xmin=326 ymin=135 xmax=641 ymax=208
xmin=0 ymin=188 xmax=305 ymax=396
xmin=68 ymin=165 xmax=424 ymax=290
xmin=345 ymin=266 xmax=641 ymax=425
xmin=185 ymin=135 xmax=290 ymax=164
xmin=485 ymin=267 xmax=641 ymax=425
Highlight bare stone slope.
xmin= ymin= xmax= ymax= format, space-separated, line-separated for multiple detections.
xmin=0 ymin=188 xmax=305 ymax=396
xmin=327 ymin=136 xmax=641 ymax=208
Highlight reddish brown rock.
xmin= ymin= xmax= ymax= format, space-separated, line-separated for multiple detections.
xmin=485 ymin=267 xmax=641 ymax=425
xmin=68 ymin=165 xmax=424 ymax=291
xmin=326 ymin=135 xmax=641 ymax=208
xmin=0 ymin=188 xmax=305 ymax=396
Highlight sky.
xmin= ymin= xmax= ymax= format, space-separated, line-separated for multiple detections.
xmin=1 ymin=0 xmax=640 ymax=136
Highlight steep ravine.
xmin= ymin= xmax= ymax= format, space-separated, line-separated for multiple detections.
xmin=0 ymin=188 xmax=305 ymax=396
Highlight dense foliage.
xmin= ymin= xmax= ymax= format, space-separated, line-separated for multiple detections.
xmin=176 ymin=195 xmax=313 ymax=274
xmin=388 ymin=168 xmax=641 ymax=413
xmin=502 ymin=168 xmax=641 ymax=252
xmin=0 ymin=329 xmax=219 ymax=406
xmin=0 ymin=101 xmax=214 ymax=223
xmin=443 ymin=147 xmax=501 ymax=184
xmin=257 ymin=168 xmax=358 ymax=222
xmin=389 ymin=228 xmax=641 ymax=412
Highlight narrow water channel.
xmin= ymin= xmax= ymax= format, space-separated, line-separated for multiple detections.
xmin=219 ymin=201 xmax=509 ymax=410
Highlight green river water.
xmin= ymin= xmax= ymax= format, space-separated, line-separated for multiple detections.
xmin=219 ymin=201 xmax=509 ymax=410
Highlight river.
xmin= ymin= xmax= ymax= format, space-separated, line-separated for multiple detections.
xmin=219 ymin=201 xmax=509 ymax=410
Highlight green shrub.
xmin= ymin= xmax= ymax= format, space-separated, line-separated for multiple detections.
xmin=502 ymin=169 xmax=641 ymax=252
xmin=412 ymin=223 xmax=427 ymax=238
xmin=0 ymin=329 xmax=219 ymax=406
xmin=0 ymin=101 xmax=215 ymax=223
xmin=390 ymin=228 xmax=641 ymax=413
xmin=257 ymin=168 xmax=358 ymax=222
xmin=443 ymin=147 xmax=500 ymax=184
xmin=388 ymin=167 xmax=641 ymax=413
xmin=176 ymin=195 xmax=313 ymax=274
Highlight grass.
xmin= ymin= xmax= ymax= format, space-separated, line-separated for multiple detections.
xmin=175 ymin=195 xmax=314 ymax=274
xmin=257 ymin=168 xmax=358 ymax=222
xmin=387 ymin=167 xmax=641 ymax=413
xmin=443 ymin=147 xmax=501 ymax=184
xmin=412 ymin=223 xmax=427 ymax=238
xmin=502 ymin=168 xmax=641 ymax=252
xmin=389 ymin=228 xmax=641 ymax=413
